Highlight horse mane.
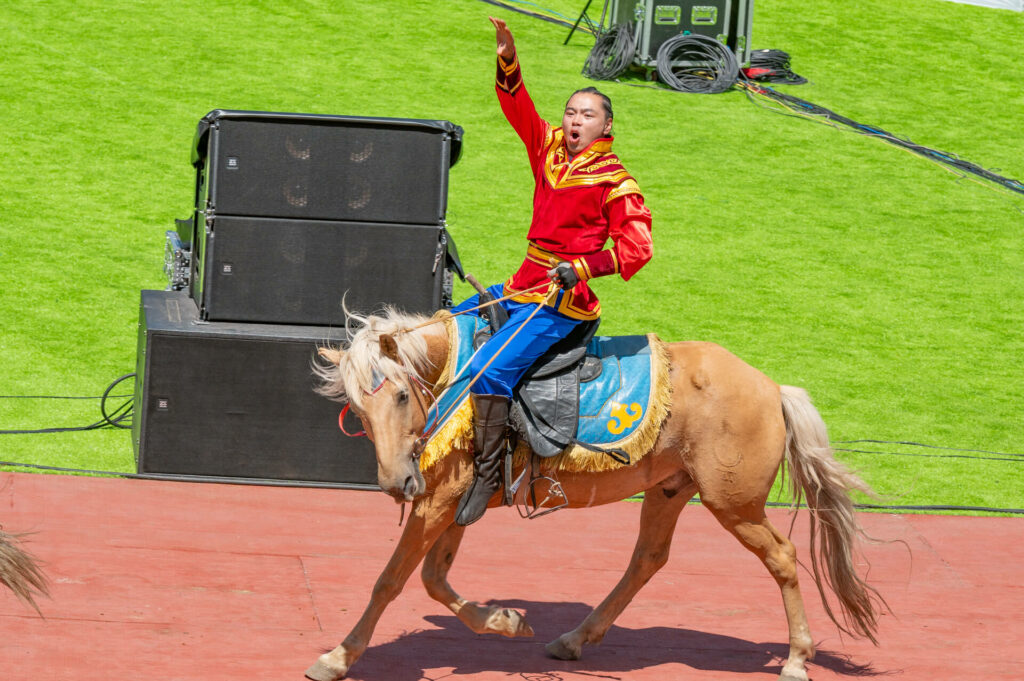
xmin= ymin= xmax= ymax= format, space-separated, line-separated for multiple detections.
xmin=313 ymin=305 xmax=435 ymax=409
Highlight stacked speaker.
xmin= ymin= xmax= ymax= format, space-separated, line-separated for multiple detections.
xmin=133 ymin=110 xmax=464 ymax=487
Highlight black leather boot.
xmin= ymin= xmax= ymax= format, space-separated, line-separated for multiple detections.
xmin=455 ymin=393 xmax=510 ymax=526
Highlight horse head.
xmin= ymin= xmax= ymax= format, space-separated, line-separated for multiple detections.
xmin=314 ymin=308 xmax=443 ymax=502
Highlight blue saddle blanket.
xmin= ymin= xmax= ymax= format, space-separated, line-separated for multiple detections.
xmin=577 ymin=334 xmax=655 ymax=445
xmin=424 ymin=315 xmax=656 ymax=449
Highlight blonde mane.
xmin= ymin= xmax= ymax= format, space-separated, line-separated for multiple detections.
xmin=313 ymin=306 xmax=436 ymax=409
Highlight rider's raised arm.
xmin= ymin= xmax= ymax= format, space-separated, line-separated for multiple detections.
xmin=490 ymin=18 xmax=548 ymax=174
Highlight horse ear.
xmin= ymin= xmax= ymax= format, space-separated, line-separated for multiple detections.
xmin=379 ymin=334 xmax=400 ymax=362
xmin=317 ymin=347 xmax=345 ymax=366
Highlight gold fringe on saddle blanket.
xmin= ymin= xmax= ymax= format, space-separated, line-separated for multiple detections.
xmin=419 ymin=315 xmax=673 ymax=474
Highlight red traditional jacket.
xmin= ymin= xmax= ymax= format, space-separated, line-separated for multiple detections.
xmin=496 ymin=52 xmax=653 ymax=321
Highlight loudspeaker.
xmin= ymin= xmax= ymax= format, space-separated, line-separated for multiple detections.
xmin=611 ymin=0 xmax=753 ymax=67
xmin=191 ymin=216 xmax=449 ymax=325
xmin=132 ymin=289 xmax=378 ymax=487
xmin=191 ymin=109 xmax=463 ymax=224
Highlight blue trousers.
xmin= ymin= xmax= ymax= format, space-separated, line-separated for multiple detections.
xmin=451 ymin=283 xmax=583 ymax=398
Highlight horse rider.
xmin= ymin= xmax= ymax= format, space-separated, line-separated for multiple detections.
xmin=450 ymin=17 xmax=654 ymax=526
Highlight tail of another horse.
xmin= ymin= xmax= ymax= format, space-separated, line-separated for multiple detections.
xmin=780 ymin=385 xmax=887 ymax=644
xmin=0 ymin=529 xmax=49 ymax=615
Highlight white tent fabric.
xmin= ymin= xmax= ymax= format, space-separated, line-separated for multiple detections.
xmin=944 ymin=0 xmax=1023 ymax=10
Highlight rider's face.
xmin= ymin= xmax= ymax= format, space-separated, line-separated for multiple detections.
xmin=562 ymin=92 xmax=612 ymax=158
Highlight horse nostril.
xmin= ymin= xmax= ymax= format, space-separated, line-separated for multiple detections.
xmin=403 ymin=475 xmax=417 ymax=499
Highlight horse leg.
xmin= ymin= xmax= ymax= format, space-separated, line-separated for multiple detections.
xmin=305 ymin=497 xmax=452 ymax=681
xmin=546 ymin=471 xmax=696 ymax=661
xmin=421 ymin=522 xmax=534 ymax=637
xmin=704 ymin=504 xmax=815 ymax=681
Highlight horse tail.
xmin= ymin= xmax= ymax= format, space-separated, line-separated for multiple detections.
xmin=0 ymin=529 xmax=49 ymax=615
xmin=779 ymin=385 xmax=886 ymax=645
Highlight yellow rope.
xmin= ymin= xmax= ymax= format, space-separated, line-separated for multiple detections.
xmin=397 ymin=281 xmax=552 ymax=335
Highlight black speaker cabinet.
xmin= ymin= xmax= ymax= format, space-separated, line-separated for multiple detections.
xmin=191 ymin=216 xmax=449 ymax=325
xmin=610 ymin=0 xmax=754 ymax=67
xmin=191 ymin=109 xmax=463 ymax=224
xmin=132 ymin=289 xmax=378 ymax=488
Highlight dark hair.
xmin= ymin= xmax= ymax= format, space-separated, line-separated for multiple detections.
xmin=567 ymin=87 xmax=613 ymax=119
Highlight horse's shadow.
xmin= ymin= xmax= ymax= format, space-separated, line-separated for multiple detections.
xmin=344 ymin=599 xmax=892 ymax=681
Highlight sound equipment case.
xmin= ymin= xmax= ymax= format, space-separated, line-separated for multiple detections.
xmin=132 ymin=289 xmax=378 ymax=488
xmin=187 ymin=109 xmax=464 ymax=325
xmin=610 ymin=0 xmax=753 ymax=68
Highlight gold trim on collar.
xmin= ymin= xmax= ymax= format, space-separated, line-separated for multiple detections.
xmin=542 ymin=132 xmax=625 ymax=190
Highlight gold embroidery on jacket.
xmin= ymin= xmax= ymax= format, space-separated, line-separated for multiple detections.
xmin=541 ymin=130 xmax=629 ymax=190
xmin=607 ymin=178 xmax=642 ymax=202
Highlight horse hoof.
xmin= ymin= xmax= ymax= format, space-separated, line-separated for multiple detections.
xmin=305 ymin=657 xmax=346 ymax=681
xmin=778 ymin=671 xmax=808 ymax=681
xmin=487 ymin=607 xmax=535 ymax=638
xmin=545 ymin=636 xmax=582 ymax=661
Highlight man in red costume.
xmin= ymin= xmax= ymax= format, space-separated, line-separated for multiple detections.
xmin=452 ymin=17 xmax=653 ymax=526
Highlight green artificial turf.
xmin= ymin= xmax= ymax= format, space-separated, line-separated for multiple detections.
xmin=1 ymin=0 xmax=1021 ymax=512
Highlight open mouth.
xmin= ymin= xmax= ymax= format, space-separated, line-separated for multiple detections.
xmin=569 ymin=131 xmax=581 ymax=146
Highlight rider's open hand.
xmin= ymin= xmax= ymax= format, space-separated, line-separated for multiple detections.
xmin=489 ymin=17 xmax=515 ymax=62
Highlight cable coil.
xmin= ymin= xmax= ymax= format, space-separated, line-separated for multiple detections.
xmin=656 ymin=33 xmax=739 ymax=94
xmin=582 ymin=23 xmax=636 ymax=80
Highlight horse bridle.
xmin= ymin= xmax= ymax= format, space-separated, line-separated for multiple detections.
xmin=338 ymin=365 xmax=438 ymax=462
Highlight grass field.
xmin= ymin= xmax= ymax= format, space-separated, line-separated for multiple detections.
xmin=1 ymin=0 xmax=1021 ymax=512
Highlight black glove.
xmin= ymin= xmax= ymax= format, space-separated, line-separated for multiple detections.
xmin=546 ymin=261 xmax=579 ymax=290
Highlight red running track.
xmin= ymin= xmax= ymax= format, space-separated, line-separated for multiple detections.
xmin=1 ymin=471 xmax=1022 ymax=681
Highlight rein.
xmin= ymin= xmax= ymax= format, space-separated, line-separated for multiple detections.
xmin=422 ymin=295 xmax=547 ymax=436
xmin=394 ymin=280 xmax=552 ymax=336
xmin=336 ymin=281 xmax=558 ymax=456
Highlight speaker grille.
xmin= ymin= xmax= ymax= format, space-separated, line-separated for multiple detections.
xmin=207 ymin=117 xmax=451 ymax=224
xmin=197 ymin=217 xmax=443 ymax=325
xmin=134 ymin=290 xmax=378 ymax=486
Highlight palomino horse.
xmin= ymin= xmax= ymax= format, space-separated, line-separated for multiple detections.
xmin=0 ymin=526 xmax=48 ymax=615
xmin=308 ymin=308 xmax=884 ymax=681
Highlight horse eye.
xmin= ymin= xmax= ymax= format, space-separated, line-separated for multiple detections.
xmin=396 ymin=390 xmax=409 ymax=405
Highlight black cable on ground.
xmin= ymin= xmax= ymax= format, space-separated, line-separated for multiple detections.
xmin=622 ymin=494 xmax=1023 ymax=514
xmin=836 ymin=439 xmax=1024 ymax=458
xmin=0 ymin=374 xmax=135 ymax=434
xmin=2 ymin=458 xmax=1021 ymax=514
xmin=833 ymin=447 xmax=1022 ymax=463
xmin=764 ymin=500 xmax=1024 ymax=515
xmin=737 ymin=79 xmax=1024 ymax=199
xmin=0 ymin=394 xmax=132 ymax=400
xmin=0 ymin=461 xmax=150 ymax=479
xmin=3 ymin=372 xmax=1020 ymax=513
xmin=100 ymin=373 xmax=135 ymax=429
xmin=476 ymin=0 xmax=579 ymax=31
xmin=582 ymin=23 xmax=636 ymax=80
xmin=656 ymin=33 xmax=738 ymax=94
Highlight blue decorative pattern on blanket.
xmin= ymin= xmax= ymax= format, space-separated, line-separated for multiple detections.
xmin=577 ymin=334 xmax=653 ymax=445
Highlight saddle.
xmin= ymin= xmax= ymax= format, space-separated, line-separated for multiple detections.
xmin=472 ymin=304 xmax=628 ymax=463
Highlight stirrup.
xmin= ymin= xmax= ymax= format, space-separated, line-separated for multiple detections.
xmin=509 ymin=455 xmax=569 ymax=519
